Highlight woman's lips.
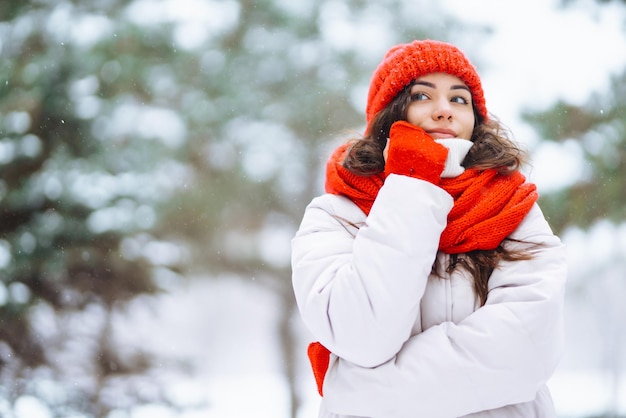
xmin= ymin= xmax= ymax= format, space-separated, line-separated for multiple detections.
xmin=426 ymin=129 xmax=456 ymax=139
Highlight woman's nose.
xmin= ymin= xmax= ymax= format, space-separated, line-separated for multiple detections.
xmin=432 ymin=100 xmax=453 ymax=121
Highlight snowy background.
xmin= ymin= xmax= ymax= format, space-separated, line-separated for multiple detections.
xmin=15 ymin=0 xmax=626 ymax=417
xmin=123 ymin=1 xmax=626 ymax=418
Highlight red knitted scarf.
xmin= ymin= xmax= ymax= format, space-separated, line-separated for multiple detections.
xmin=325 ymin=143 xmax=538 ymax=253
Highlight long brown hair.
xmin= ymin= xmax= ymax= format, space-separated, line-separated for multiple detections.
xmin=342 ymin=81 xmax=532 ymax=306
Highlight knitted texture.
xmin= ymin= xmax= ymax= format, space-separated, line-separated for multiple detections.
xmin=439 ymin=169 xmax=536 ymax=253
xmin=310 ymin=143 xmax=539 ymax=395
xmin=383 ymin=121 xmax=448 ymax=184
xmin=325 ymin=143 xmax=537 ymax=252
xmin=324 ymin=152 xmax=385 ymax=212
xmin=366 ymin=40 xmax=488 ymax=131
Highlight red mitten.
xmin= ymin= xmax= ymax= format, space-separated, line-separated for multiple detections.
xmin=384 ymin=121 xmax=448 ymax=184
xmin=307 ymin=342 xmax=331 ymax=396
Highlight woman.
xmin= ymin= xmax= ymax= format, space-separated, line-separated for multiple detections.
xmin=291 ymin=40 xmax=567 ymax=418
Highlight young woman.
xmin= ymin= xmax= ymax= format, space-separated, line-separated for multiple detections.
xmin=291 ymin=40 xmax=567 ymax=417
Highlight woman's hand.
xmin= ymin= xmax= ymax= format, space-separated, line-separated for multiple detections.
xmin=383 ymin=121 xmax=448 ymax=184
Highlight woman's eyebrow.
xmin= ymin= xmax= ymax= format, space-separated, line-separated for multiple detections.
xmin=414 ymin=81 xmax=435 ymax=89
xmin=451 ymin=84 xmax=471 ymax=93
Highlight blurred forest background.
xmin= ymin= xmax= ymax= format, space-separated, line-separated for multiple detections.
xmin=1 ymin=0 xmax=625 ymax=417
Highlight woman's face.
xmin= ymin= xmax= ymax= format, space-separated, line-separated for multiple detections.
xmin=405 ymin=72 xmax=475 ymax=140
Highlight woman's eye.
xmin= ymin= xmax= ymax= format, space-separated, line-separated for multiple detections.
xmin=451 ymin=96 xmax=469 ymax=104
xmin=411 ymin=93 xmax=429 ymax=101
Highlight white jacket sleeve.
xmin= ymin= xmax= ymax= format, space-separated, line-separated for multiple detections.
xmin=323 ymin=204 xmax=567 ymax=418
xmin=291 ymin=174 xmax=454 ymax=367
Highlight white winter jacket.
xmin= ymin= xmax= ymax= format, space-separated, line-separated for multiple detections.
xmin=291 ymin=173 xmax=567 ymax=418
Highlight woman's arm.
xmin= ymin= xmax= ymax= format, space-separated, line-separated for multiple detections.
xmin=322 ymin=204 xmax=567 ymax=418
xmin=291 ymin=174 xmax=453 ymax=367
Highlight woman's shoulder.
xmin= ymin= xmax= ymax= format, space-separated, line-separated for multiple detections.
xmin=307 ymin=193 xmax=365 ymax=217
xmin=509 ymin=203 xmax=562 ymax=246
xmin=296 ymin=193 xmax=366 ymax=234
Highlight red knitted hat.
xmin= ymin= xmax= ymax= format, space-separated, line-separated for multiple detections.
xmin=366 ymin=40 xmax=488 ymax=129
